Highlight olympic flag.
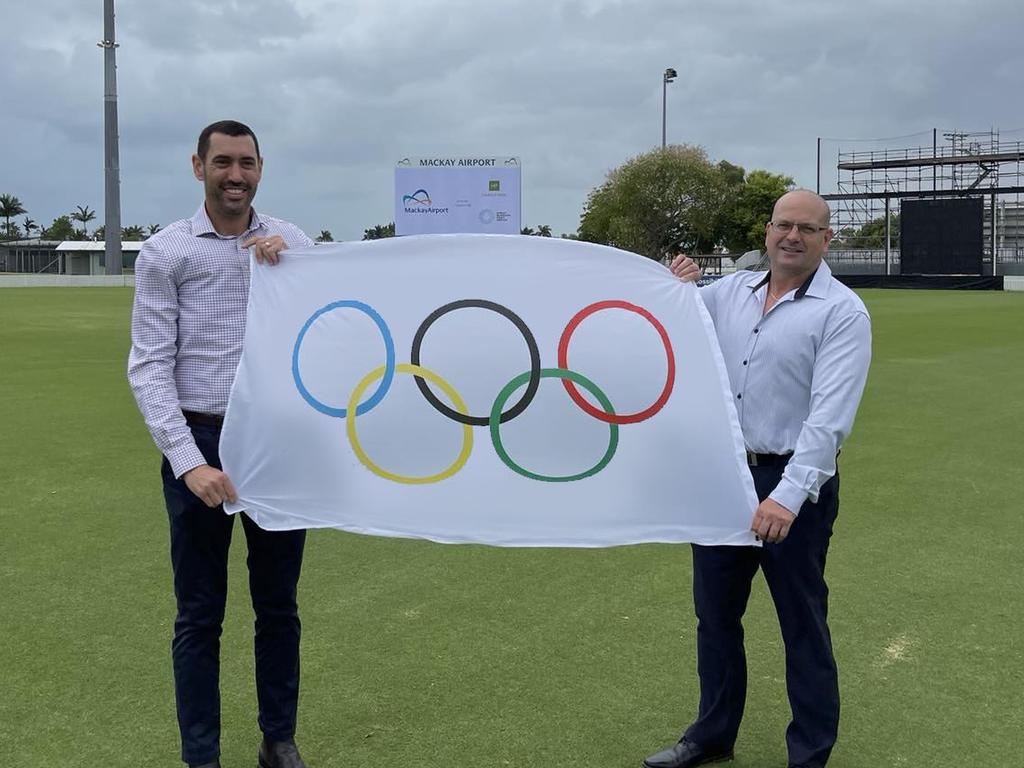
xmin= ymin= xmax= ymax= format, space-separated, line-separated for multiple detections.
xmin=221 ymin=234 xmax=759 ymax=547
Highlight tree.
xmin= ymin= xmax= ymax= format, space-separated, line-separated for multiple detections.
xmin=521 ymin=224 xmax=552 ymax=237
xmin=23 ymin=217 xmax=38 ymax=238
xmin=71 ymin=205 xmax=96 ymax=238
xmin=852 ymin=213 xmax=900 ymax=249
xmin=122 ymin=225 xmax=146 ymax=240
xmin=578 ymin=145 xmax=728 ymax=259
xmin=42 ymin=215 xmax=77 ymax=241
xmin=362 ymin=222 xmax=395 ymax=240
xmin=147 ymin=224 xmax=161 ymax=238
xmin=717 ymin=168 xmax=794 ymax=253
xmin=1 ymin=193 xmax=27 ymax=240
xmin=316 ymin=230 xmax=334 ymax=243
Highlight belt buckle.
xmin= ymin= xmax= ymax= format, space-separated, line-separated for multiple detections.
xmin=746 ymin=450 xmax=758 ymax=467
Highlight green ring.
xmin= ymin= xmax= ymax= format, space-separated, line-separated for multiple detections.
xmin=489 ymin=367 xmax=618 ymax=482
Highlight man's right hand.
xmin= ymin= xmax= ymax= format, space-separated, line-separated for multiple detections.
xmin=183 ymin=464 xmax=238 ymax=508
xmin=670 ymin=253 xmax=701 ymax=282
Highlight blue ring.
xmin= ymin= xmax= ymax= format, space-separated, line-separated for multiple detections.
xmin=292 ymin=300 xmax=395 ymax=418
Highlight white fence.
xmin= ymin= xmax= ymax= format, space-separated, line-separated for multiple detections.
xmin=0 ymin=274 xmax=135 ymax=288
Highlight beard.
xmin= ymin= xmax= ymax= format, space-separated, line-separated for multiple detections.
xmin=208 ymin=181 xmax=257 ymax=219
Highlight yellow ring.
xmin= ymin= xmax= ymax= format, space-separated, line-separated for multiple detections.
xmin=346 ymin=363 xmax=473 ymax=484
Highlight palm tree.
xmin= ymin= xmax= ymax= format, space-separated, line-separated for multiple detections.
xmin=71 ymin=205 xmax=96 ymax=239
xmin=147 ymin=224 xmax=161 ymax=237
xmin=23 ymin=217 xmax=38 ymax=238
xmin=1 ymin=193 xmax=27 ymax=240
xmin=522 ymin=224 xmax=552 ymax=237
xmin=122 ymin=225 xmax=146 ymax=240
xmin=316 ymin=230 xmax=334 ymax=243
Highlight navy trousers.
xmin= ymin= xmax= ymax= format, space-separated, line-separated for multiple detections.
xmin=684 ymin=464 xmax=840 ymax=768
xmin=161 ymin=422 xmax=306 ymax=765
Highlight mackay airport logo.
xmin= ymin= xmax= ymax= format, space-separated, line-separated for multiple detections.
xmin=402 ymin=189 xmax=449 ymax=215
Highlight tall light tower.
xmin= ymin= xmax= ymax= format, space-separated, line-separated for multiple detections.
xmin=662 ymin=67 xmax=677 ymax=149
xmin=99 ymin=0 xmax=122 ymax=275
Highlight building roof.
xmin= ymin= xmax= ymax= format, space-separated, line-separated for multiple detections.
xmin=0 ymin=239 xmax=61 ymax=248
xmin=56 ymin=241 xmax=146 ymax=252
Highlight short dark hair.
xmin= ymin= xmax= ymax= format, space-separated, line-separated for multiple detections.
xmin=196 ymin=120 xmax=261 ymax=161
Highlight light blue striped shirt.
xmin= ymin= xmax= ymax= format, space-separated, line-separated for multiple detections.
xmin=700 ymin=260 xmax=871 ymax=514
xmin=128 ymin=205 xmax=313 ymax=478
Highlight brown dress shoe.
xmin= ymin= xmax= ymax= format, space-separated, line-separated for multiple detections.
xmin=643 ymin=738 xmax=734 ymax=768
xmin=258 ymin=738 xmax=307 ymax=768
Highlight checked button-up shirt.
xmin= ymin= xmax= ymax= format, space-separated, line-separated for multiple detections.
xmin=128 ymin=204 xmax=314 ymax=478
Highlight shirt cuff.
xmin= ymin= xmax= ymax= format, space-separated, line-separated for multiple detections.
xmin=768 ymin=476 xmax=809 ymax=517
xmin=167 ymin=443 xmax=208 ymax=480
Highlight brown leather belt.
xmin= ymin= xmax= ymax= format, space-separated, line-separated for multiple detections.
xmin=183 ymin=410 xmax=224 ymax=427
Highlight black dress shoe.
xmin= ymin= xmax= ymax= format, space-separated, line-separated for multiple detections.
xmin=643 ymin=738 xmax=734 ymax=768
xmin=258 ymin=738 xmax=307 ymax=768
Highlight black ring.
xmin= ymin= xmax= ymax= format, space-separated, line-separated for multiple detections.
xmin=410 ymin=299 xmax=541 ymax=426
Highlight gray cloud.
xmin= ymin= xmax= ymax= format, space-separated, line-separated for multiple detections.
xmin=2 ymin=0 xmax=1023 ymax=240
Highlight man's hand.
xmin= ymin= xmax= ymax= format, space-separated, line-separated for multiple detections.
xmin=183 ymin=464 xmax=238 ymax=508
xmin=750 ymin=498 xmax=796 ymax=544
xmin=669 ymin=253 xmax=701 ymax=283
xmin=241 ymin=234 xmax=288 ymax=265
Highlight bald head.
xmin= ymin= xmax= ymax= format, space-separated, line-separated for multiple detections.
xmin=773 ymin=189 xmax=831 ymax=226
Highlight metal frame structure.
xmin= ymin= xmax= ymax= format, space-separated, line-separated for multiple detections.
xmin=817 ymin=129 xmax=1024 ymax=275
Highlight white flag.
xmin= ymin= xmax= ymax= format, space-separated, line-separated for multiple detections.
xmin=222 ymin=234 xmax=758 ymax=547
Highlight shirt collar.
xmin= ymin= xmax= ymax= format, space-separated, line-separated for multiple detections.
xmin=190 ymin=204 xmax=265 ymax=238
xmin=746 ymin=259 xmax=832 ymax=300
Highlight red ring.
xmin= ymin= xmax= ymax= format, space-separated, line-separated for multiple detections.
xmin=557 ymin=300 xmax=675 ymax=425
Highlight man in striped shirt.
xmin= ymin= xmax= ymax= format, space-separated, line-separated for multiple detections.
xmin=129 ymin=120 xmax=314 ymax=768
xmin=644 ymin=190 xmax=871 ymax=768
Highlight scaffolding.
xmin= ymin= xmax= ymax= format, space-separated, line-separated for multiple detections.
xmin=818 ymin=128 xmax=1024 ymax=274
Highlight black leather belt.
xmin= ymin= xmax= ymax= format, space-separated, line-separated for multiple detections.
xmin=183 ymin=410 xmax=224 ymax=427
xmin=746 ymin=451 xmax=793 ymax=467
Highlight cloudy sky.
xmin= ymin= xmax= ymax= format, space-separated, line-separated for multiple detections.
xmin=3 ymin=0 xmax=1024 ymax=240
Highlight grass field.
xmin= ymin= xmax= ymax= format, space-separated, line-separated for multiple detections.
xmin=1 ymin=287 xmax=1022 ymax=768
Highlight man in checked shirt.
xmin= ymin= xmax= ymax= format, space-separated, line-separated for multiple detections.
xmin=128 ymin=120 xmax=314 ymax=768
xmin=644 ymin=190 xmax=871 ymax=768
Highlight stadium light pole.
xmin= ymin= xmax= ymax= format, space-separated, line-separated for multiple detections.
xmin=662 ymin=67 xmax=677 ymax=149
xmin=98 ymin=0 xmax=122 ymax=275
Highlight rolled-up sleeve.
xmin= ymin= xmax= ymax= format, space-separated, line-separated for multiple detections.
xmin=127 ymin=242 xmax=205 ymax=478
xmin=770 ymin=310 xmax=872 ymax=514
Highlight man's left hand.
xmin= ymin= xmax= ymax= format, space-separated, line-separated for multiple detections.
xmin=242 ymin=234 xmax=288 ymax=265
xmin=750 ymin=498 xmax=796 ymax=544
xmin=669 ymin=253 xmax=701 ymax=282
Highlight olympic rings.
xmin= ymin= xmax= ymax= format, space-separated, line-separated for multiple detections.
xmin=292 ymin=297 xmax=675 ymax=484
xmin=347 ymin=363 xmax=473 ymax=484
xmin=410 ymin=299 xmax=541 ymax=426
xmin=292 ymin=300 xmax=396 ymax=418
xmin=490 ymin=368 xmax=618 ymax=482
xmin=557 ymin=300 xmax=675 ymax=425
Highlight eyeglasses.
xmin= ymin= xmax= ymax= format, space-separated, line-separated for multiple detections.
xmin=769 ymin=221 xmax=830 ymax=236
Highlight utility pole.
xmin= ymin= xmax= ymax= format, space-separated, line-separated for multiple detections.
xmin=99 ymin=0 xmax=122 ymax=275
xmin=662 ymin=68 xmax=677 ymax=149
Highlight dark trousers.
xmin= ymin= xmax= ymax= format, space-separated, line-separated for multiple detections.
xmin=684 ymin=464 xmax=840 ymax=768
xmin=161 ymin=423 xmax=306 ymax=765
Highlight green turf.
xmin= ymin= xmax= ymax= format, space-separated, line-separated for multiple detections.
xmin=1 ymin=288 xmax=1022 ymax=767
